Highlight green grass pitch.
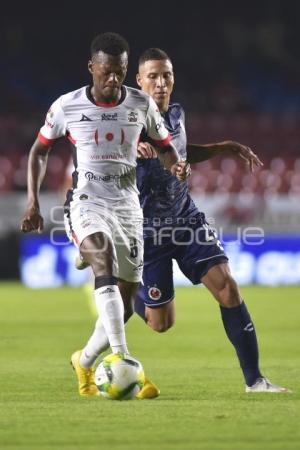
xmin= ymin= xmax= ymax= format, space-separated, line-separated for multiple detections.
xmin=0 ymin=282 xmax=299 ymax=450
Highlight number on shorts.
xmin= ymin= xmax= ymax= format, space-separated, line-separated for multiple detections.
xmin=129 ymin=238 xmax=138 ymax=258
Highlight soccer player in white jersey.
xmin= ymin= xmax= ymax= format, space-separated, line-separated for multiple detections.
xmin=21 ymin=32 xmax=183 ymax=397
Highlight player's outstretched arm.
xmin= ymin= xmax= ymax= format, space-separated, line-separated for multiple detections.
xmin=21 ymin=139 xmax=51 ymax=233
xmin=187 ymin=141 xmax=263 ymax=172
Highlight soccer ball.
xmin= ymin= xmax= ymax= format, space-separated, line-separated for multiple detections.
xmin=95 ymin=352 xmax=145 ymax=400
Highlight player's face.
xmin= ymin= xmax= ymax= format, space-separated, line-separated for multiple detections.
xmin=88 ymin=51 xmax=128 ymax=103
xmin=137 ymin=59 xmax=174 ymax=112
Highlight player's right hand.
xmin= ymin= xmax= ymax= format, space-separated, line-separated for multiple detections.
xmin=175 ymin=161 xmax=191 ymax=181
xmin=21 ymin=207 xmax=44 ymax=233
xmin=170 ymin=161 xmax=191 ymax=181
xmin=137 ymin=142 xmax=158 ymax=159
xmin=224 ymin=141 xmax=263 ymax=172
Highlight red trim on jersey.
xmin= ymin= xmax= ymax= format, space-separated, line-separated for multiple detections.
xmin=120 ymin=129 xmax=125 ymax=145
xmin=38 ymin=132 xmax=56 ymax=146
xmin=95 ymin=100 xmax=118 ymax=108
xmin=95 ymin=129 xmax=99 ymax=145
xmin=151 ymin=133 xmax=171 ymax=148
xmin=67 ymin=132 xmax=76 ymax=145
xmin=71 ymin=231 xmax=80 ymax=246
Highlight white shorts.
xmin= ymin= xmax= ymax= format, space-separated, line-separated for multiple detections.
xmin=65 ymin=198 xmax=143 ymax=283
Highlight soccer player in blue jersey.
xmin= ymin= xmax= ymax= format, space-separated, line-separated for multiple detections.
xmin=134 ymin=48 xmax=290 ymax=393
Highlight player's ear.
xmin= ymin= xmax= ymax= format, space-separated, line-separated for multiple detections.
xmin=136 ymin=73 xmax=142 ymax=88
xmin=88 ymin=60 xmax=93 ymax=75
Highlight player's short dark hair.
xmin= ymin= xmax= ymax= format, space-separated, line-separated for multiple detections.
xmin=90 ymin=32 xmax=130 ymax=57
xmin=138 ymin=48 xmax=171 ymax=67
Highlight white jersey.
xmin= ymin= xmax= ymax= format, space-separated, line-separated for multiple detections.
xmin=39 ymin=85 xmax=171 ymax=202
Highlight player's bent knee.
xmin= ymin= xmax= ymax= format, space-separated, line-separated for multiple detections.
xmin=218 ymin=274 xmax=240 ymax=307
xmin=225 ymin=274 xmax=239 ymax=294
xmin=145 ymin=301 xmax=175 ymax=332
xmin=147 ymin=315 xmax=174 ymax=333
xmin=80 ymin=232 xmax=116 ymax=276
xmin=149 ymin=321 xmax=172 ymax=333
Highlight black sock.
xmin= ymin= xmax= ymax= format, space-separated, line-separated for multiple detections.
xmin=220 ymin=302 xmax=262 ymax=386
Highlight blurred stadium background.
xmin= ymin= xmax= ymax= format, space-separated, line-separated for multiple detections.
xmin=1 ymin=4 xmax=300 ymax=287
xmin=1 ymin=6 xmax=300 ymax=450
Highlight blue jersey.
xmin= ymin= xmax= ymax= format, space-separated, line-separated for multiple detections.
xmin=135 ymin=103 xmax=228 ymax=307
xmin=137 ymin=103 xmax=199 ymax=228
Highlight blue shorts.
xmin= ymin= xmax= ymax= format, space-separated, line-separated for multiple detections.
xmin=137 ymin=214 xmax=228 ymax=308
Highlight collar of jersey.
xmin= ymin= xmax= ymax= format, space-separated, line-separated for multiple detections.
xmin=86 ymin=85 xmax=127 ymax=108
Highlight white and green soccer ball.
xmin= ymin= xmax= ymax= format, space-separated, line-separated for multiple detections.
xmin=95 ymin=352 xmax=145 ymax=400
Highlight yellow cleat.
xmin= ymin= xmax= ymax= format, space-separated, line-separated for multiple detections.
xmin=70 ymin=350 xmax=100 ymax=397
xmin=136 ymin=377 xmax=160 ymax=399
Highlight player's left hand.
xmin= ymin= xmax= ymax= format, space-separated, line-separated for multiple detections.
xmin=225 ymin=141 xmax=263 ymax=172
xmin=171 ymin=161 xmax=191 ymax=181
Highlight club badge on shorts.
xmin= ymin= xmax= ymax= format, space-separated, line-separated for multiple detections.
xmin=148 ymin=286 xmax=162 ymax=301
